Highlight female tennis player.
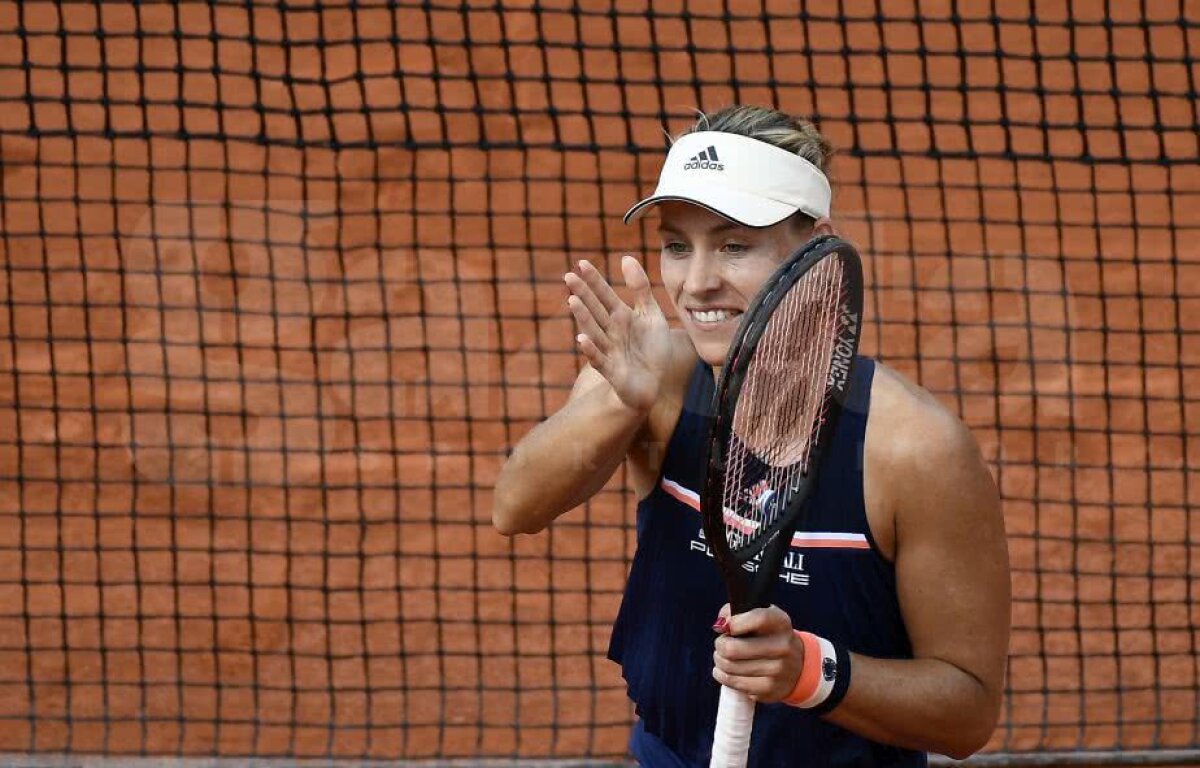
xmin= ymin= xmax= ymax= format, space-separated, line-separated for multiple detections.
xmin=492 ymin=105 xmax=1011 ymax=767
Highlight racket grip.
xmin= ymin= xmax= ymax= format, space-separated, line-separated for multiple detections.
xmin=710 ymin=683 xmax=755 ymax=767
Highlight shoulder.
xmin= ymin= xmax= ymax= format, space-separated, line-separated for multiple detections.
xmin=865 ymin=363 xmax=1001 ymax=548
xmin=867 ymin=363 xmax=983 ymax=469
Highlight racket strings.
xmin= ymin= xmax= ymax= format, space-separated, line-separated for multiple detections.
xmin=721 ymin=257 xmax=846 ymax=553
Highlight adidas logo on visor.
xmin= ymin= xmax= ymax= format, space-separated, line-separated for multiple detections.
xmin=683 ymin=145 xmax=723 ymax=171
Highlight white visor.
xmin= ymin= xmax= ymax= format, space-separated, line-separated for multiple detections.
xmin=623 ymin=131 xmax=831 ymax=228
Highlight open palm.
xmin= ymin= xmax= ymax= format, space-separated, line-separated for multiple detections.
xmin=565 ymin=256 xmax=672 ymax=413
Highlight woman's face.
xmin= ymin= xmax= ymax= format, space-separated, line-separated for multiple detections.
xmin=657 ymin=202 xmax=824 ymax=367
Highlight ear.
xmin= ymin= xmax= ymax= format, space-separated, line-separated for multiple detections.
xmin=812 ymin=216 xmax=837 ymax=237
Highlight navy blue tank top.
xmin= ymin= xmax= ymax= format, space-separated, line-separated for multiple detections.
xmin=608 ymin=357 xmax=926 ymax=767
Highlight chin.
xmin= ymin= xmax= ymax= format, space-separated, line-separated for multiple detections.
xmin=691 ymin=337 xmax=732 ymax=368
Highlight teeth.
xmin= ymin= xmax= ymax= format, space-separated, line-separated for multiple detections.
xmin=691 ymin=309 xmax=734 ymax=324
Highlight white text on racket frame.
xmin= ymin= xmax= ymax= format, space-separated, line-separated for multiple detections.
xmin=827 ymin=308 xmax=859 ymax=393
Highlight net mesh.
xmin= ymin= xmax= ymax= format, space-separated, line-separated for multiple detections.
xmin=0 ymin=0 xmax=1196 ymax=762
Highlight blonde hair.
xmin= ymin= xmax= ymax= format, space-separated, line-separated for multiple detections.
xmin=684 ymin=105 xmax=834 ymax=176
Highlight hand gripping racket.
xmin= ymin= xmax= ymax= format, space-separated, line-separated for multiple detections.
xmin=703 ymin=235 xmax=864 ymax=767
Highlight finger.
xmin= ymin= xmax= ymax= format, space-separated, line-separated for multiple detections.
xmin=715 ymin=633 xmax=791 ymax=662
xmin=725 ymin=608 xmax=769 ymax=637
xmin=575 ymin=333 xmax=609 ymax=371
xmin=564 ymin=270 xmax=612 ymax=328
xmin=621 ymin=254 xmax=662 ymax=315
xmin=579 ymin=259 xmax=627 ymax=315
xmin=712 ymin=603 xmax=732 ymax=634
xmin=567 ymin=295 xmax=612 ymax=353
xmin=711 ymin=668 xmax=770 ymax=701
xmin=713 ymin=651 xmax=787 ymax=680
xmin=727 ymin=605 xmax=791 ymax=637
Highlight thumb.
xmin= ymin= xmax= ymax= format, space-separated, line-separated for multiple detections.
xmin=621 ymin=255 xmax=659 ymax=314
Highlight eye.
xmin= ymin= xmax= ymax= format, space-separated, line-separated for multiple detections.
xmin=722 ymin=242 xmax=749 ymax=254
xmin=663 ymin=241 xmax=690 ymax=256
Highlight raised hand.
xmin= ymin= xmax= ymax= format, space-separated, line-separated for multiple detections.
xmin=564 ymin=255 xmax=672 ymax=413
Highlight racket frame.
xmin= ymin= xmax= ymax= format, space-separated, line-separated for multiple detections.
xmin=700 ymin=235 xmax=865 ymax=614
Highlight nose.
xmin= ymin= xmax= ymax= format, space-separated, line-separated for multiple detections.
xmin=682 ymin=250 xmax=722 ymax=295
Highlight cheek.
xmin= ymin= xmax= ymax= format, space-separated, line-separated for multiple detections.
xmin=658 ymin=261 xmax=684 ymax=300
xmin=731 ymin=257 xmax=782 ymax=299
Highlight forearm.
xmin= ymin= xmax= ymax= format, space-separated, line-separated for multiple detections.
xmin=492 ymin=382 xmax=647 ymax=535
xmin=715 ymin=608 xmax=1002 ymax=759
xmin=824 ymin=654 xmax=1000 ymax=759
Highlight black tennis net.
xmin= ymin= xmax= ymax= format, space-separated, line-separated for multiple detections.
xmin=0 ymin=1 xmax=1196 ymax=763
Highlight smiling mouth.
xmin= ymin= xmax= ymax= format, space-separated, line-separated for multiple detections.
xmin=688 ymin=308 xmax=742 ymax=325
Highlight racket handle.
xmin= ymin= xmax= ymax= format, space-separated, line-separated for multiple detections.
xmin=710 ymin=683 xmax=755 ymax=767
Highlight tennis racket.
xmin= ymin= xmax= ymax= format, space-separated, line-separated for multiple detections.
xmin=703 ymin=235 xmax=864 ymax=767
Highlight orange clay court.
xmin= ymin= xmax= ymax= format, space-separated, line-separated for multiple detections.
xmin=0 ymin=1 xmax=1197 ymax=765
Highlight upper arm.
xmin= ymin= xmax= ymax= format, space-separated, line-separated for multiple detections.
xmin=890 ymin=409 xmax=1011 ymax=701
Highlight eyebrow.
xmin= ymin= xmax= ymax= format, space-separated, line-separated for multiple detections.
xmin=657 ymin=221 xmax=745 ymax=237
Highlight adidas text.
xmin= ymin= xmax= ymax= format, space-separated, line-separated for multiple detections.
xmin=684 ymin=145 xmax=723 ymax=171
